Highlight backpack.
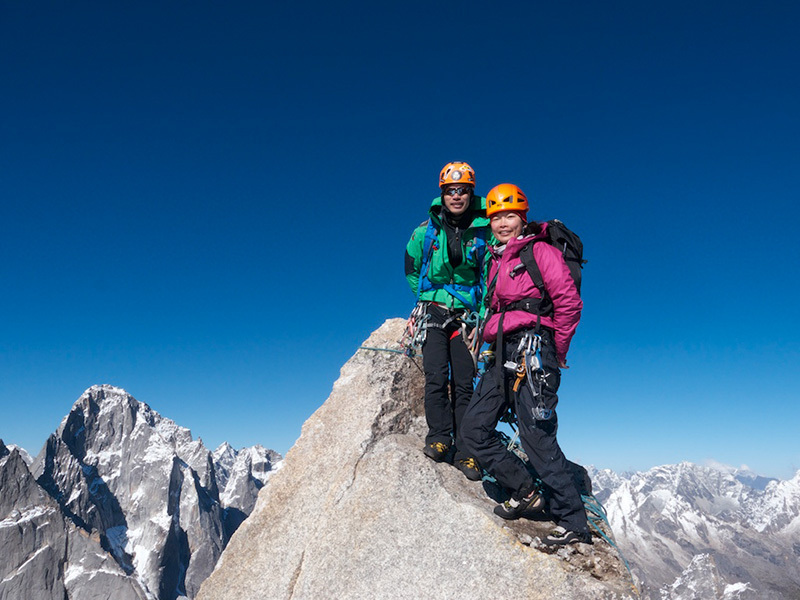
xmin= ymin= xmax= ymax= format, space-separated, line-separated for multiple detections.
xmin=519 ymin=219 xmax=585 ymax=297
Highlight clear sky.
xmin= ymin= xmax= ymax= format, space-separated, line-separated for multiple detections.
xmin=2 ymin=1 xmax=798 ymax=479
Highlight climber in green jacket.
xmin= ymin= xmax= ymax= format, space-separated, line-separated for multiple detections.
xmin=404 ymin=161 xmax=491 ymax=481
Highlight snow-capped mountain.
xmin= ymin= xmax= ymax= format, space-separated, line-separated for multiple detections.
xmin=588 ymin=462 xmax=800 ymax=599
xmin=212 ymin=441 xmax=283 ymax=535
xmin=1 ymin=385 xmax=282 ymax=600
xmin=213 ymin=441 xmax=282 ymax=510
xmin=663 ymin=554 xmax=757 ymax=600
xmin=5 ymin=443 xmax=33 ymax=466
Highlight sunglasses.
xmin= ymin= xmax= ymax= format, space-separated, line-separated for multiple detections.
xmin=443 ymin=186 xmax=471 ymax=196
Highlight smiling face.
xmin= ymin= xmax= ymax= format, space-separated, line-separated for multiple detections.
xmin=490 ymin=211 xmax=525 ymax=244
xmin=441 ymin=184 xmax=472 ymax=216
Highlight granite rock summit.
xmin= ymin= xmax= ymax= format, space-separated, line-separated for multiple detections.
xmin=198 ymin=319 xmax=635 ymax=600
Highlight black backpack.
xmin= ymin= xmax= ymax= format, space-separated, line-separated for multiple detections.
xmin=519 ymin=218 xmax=585 ymax=297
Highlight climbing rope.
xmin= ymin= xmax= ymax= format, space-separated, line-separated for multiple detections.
xmin=358 ymin=346 xmax=406 ymax=355
xmin=357 ymin=346 xmax=424 ymax=373
xmin=582 ymin=495 xmax=636 ymax=580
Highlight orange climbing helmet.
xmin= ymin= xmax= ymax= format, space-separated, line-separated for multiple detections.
xmin=439 ymin=161 xmax=476 ymax=188
xmin=485 ymin=183 xmax=529 ymax=217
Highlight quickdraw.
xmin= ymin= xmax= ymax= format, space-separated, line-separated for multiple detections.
xmin=399 ymin=302 xmax=430 ymax=357
xmin=501 ymin=332 xmax=552 ymax=422
xmin=401 ymin=303 xmax=481 ymax=361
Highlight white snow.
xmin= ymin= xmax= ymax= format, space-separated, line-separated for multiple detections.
xmin=0 ymin=506 xmax=54 ymax=528
xmin=63 ymin=562 xmax=87 ymax=585
xmin=724 ymin=582 xmax=750 ymax=594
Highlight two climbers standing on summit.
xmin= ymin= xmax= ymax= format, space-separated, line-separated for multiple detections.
xmin=404 ymin=162 xmax=591 ymax=547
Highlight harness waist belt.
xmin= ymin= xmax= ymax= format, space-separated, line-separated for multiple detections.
xmin=502 ymin=296 xmax=553 ymax=317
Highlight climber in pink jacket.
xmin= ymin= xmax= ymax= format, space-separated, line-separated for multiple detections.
xmin=461 ymin=183 xmax=591 ymax=547
xmin=481 ymin=221 xmax=582 ymax=366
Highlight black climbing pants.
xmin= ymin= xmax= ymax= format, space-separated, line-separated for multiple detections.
xmin=422 ymin=303 xmax=476 ymax=461
xmin=461 ymin=328 xmax=589 ymax=535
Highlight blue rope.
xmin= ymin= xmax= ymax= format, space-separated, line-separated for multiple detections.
xmin=581 ymin=494 xmax=638 ymax=593
xmin=358 ymin=346 xmax=406 ymax=355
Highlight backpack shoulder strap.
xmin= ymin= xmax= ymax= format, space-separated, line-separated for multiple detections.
xmin=416 ymin=220 xmax=440 ymax=299
xmin=472 ymin=226 xmax=488 ymax=288
xmin=519 ymin=240 xmax=545 ymax=294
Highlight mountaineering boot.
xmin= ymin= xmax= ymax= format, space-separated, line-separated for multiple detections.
xmin=455 ymin=457 xmax=482 ymax=481
xmin=542 ymin=526 xmax=592 ymax=546
xmin=423 ymin=441 xmax=450 ymax=462
xmin=493 ymin=489 xmax=544 ymax=519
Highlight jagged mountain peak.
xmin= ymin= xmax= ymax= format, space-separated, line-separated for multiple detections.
xmin=212 ymin=441 xmax=283 ymax=519
xmin=665 ymin=554 xmax=758 ymax=600
xmin=213 ymin=441 xmax=235 ymax=460
xmin=11 ymin=385 xmax=282 ymax=600
xmin=63 ymin=384 xmax=196 ymax=451
xmin=1 ymin=434 xmax=147 ymax=600
xmin=0 ymin=440 xmax=33 ymax=466
xmin=702 ymin=460 xmax=780 ymax=491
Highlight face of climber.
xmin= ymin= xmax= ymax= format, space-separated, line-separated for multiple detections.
xmin=442 ymin=185 xmax=472 ymax=216
xmin=490 ymin=211 xmax=525 ymax=244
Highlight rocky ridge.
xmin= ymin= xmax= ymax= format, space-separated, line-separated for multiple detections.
xmin=197 ymin=318 xmax=636 ymax=600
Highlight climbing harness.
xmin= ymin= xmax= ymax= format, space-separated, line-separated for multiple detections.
xmin=400 ymin=302 xmax=480 ymax=361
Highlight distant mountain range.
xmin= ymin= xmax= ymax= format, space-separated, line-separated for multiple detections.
xmin=2 ymin=370 xmax=798 ymax=599
xmin=588 ymin=462 xmax=800 ymax=599
xmin=0 ymin=384 xmax=281 ymax=600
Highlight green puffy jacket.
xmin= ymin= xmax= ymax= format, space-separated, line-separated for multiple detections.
xmin=404 ymin=194 xmax=492 ymax=312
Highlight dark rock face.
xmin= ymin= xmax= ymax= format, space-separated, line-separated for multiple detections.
xmin=0 ymin=438 xmax=147 ymax=600
xmin=0 ymin=386 xmax=281 ymax=600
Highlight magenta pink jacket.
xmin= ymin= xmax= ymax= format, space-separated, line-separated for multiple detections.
xmin=483 ymin=223 xmax=582 ymax=363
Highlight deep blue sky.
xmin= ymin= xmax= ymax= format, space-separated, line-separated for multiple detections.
xmin=2 ymin=1 xmax=798 ymax=479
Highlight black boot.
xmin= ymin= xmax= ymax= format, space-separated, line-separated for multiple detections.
xmin=493 ymin=490 xmax=544 ymax=519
